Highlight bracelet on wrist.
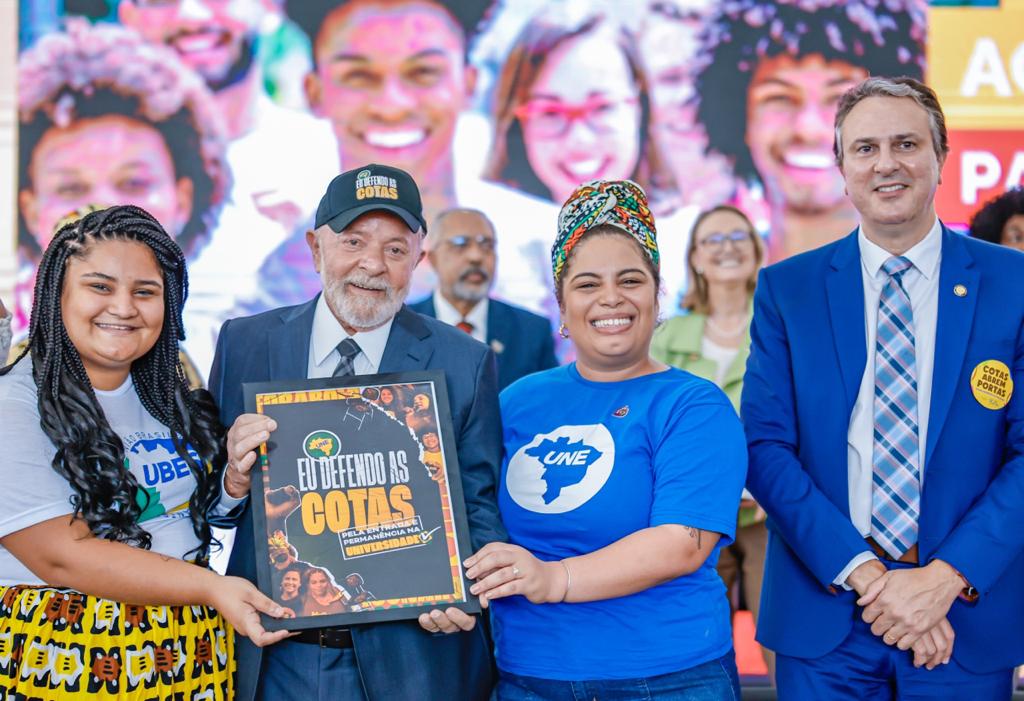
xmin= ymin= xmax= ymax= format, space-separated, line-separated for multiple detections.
xmin=559 ymin=560 xmax=572 ymax=603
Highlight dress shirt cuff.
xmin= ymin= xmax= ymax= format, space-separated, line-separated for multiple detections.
xmin=833 ymin=551 xmax=879 ymax=590
xmin=213 ymin=466 xmax=248 ymax=516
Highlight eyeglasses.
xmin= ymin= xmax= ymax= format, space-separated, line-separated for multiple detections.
xmin=514 ymin=95 xmax=639 ymax=138
xmin=444 ymin=234 xmax=496 ymax=252
xmin=698 ymin=231 xmax=754 ymax=249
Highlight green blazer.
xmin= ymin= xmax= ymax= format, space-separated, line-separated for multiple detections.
xmin=650 ymin=312 xmax=750 ymax=414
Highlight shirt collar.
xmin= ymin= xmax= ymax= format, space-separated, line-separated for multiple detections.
xmin=311 ymin=293 xmax=393 ymax=370
xmin=432 ymin=289 xmax=488 ymax=330
xmin=858 ymin=216 xmax=942 ymax=281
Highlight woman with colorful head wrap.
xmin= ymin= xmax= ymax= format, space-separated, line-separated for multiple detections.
xmin=447 ymin=180 xmax=748 ymax=699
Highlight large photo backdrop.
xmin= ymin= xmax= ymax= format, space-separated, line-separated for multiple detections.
xmin=13 ymin=0 xmax=1024 ymax=377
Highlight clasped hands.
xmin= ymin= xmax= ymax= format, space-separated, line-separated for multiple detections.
xmin=846 ymin=558 xmax=964 ymax=670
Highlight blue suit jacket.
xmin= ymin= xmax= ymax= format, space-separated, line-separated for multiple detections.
xmin=209 ymin=300 xmax=508 ymax=701
xmin=741 ymin=226 xmax=1024 ymax=673
xmin=408 ymin=296 xmax=558 ymax=390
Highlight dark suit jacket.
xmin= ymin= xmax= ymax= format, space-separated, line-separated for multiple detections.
xmin=209 ymin=300 xmax=508 ymax=701
xmin=741 ymin=226 xmax=1024 ymax=672
xmin=409 ymin=296 xmax=558 ymax=390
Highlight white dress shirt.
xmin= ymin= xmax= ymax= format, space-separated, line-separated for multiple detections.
xmin=307 ymin=294 xmax=393 ymax=378
xmin=432 ymin=289 xmax=488 ymax=344
xmin=834 ymin=217 xmax=942 ymax=586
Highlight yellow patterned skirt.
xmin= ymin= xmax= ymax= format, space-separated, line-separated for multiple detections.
xmin=0 ymin=585 xmax=234 ymax=700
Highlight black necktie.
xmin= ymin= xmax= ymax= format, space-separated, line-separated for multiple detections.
xmin=332 ymin=338 xmax=361 ymax=377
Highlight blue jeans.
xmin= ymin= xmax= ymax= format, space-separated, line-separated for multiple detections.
xmin=496 ymin=652 xmax=740 ymax=701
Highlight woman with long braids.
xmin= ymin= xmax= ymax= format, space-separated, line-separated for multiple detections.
xmin=0 ymin=205 xmax=288 ymax=698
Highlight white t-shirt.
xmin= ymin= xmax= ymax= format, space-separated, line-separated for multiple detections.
xmin=0 ymin=360 xmax=230 ymax=586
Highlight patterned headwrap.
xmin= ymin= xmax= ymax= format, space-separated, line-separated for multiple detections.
xmin=551 ymin=179 xmax=659 ymax=285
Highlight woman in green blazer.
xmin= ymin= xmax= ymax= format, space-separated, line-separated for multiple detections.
xmin=652 ymin=205 xmax=773 ymax=678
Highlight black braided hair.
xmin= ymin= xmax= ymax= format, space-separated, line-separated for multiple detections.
xmin=1 ymin=205 xmax=226 ymax=565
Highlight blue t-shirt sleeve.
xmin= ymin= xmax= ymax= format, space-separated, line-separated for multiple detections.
xmin=649 ymin=390 xmax=747 ymax=546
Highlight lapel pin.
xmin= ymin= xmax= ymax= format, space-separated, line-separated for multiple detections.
xmin=953 ymin=284 xmax=967 ymax=297
xmin=490 ymin=339 xmax=505 ymax=354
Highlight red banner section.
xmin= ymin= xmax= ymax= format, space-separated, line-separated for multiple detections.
xmin=937 ymin=129 xmax=1024 ymax=225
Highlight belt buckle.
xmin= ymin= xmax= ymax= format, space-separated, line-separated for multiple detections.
xmin=318 ymin=628 xmax=328 ymax=647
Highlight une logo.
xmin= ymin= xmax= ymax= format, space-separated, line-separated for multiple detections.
xmin=303 ymin=430 xmax=341 ymax=459
xmin=542 ymin=450 xmax=592 ymax=466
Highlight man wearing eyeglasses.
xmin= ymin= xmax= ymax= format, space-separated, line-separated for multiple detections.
xmin=410 ymin=208 xmax=558 ymax=390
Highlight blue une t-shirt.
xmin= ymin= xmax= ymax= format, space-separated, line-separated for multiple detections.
xmin=492 ymin=364 xmax=747 ymax=680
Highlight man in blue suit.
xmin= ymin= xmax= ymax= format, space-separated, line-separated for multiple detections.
xmin=410 ymin=208 xmax=558 ymax=390
xmin=742 ymin=76 xmax=1024 ymax=699
xmin=210 ymin=164 xmax=507 ymax=701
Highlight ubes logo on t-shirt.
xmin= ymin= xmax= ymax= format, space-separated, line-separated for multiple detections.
xmin=505 ymin=425 xmax=615 ymax=514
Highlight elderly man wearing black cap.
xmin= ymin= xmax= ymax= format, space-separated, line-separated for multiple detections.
xmin=208 ymin=163 xmax=506 ymax=701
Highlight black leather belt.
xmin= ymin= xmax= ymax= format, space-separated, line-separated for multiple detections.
xmin=293 ymin=627 xmax=353 ymax=648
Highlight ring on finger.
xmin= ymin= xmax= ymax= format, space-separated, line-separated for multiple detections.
xmin=511 ymin=565 xmax=521 ymax=579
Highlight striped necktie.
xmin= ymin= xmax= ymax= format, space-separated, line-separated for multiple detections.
xmin=332 ymin=338 xmax=361 ymax=378
xmin=870 ymin=256 xmax=920 ymax=560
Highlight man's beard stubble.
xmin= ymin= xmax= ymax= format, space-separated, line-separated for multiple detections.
xmin=450 ymin=265 xmax=491 ymax=304
xmin=323 ymin=269 xmax=409 ymax=331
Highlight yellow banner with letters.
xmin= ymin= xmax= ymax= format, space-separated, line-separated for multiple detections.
xmin=928 ymin=1 xmax=1024 ymax=130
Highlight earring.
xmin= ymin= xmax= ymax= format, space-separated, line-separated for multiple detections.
xmin=695 ymin=267 xmax=705 ymax=276
xmin=558 ymin=323 xmax=569 ymax=339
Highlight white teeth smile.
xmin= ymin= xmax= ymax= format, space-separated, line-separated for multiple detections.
xmin=97 ymin=323 xmax=134 ymax=331
xmin=564 ymin=158 xmax=604 ymax=177
xmin=592 ymin=318 xmax=631 ymax=328
xmin=173 ymin=33 xmax=223 ymax=53
xmin=877 ymin=184 xmax=907 ymax=192
xmin=363 ymin=129 xmax=427 ymax=149
xmin=783 ymin=152 xmax=833 ymax=169
xmin=716 ymin=260 xmax=741 ymax=268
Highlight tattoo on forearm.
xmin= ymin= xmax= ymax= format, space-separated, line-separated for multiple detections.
xmin=685 ymin=527 xmax=703 ymax=550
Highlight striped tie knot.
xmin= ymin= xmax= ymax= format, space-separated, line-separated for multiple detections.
xmin=333 ymin=338 xmax=361 ymax=377
xmin=882 ymin=256 xmax=913 ymax=280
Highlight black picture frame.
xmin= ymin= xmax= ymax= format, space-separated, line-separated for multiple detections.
xmin=243 ymin=370 xmax=480 ymax=630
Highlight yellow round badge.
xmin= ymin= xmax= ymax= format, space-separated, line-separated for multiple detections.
xmin=970 ymin=360 xmax=1013 ymax=410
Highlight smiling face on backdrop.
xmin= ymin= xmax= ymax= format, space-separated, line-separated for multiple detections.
xmin=307 ymin=1 xmax=473 ymax=184
xmin=746 ymin=54 xmax=865 ymax=213
xmin=119 ymin=0 xmax=264 ymax=91
xmin=21 ymin=115 xmax=193 ymax=254
xmin=518 ymin=27 xmax=642 ymax=204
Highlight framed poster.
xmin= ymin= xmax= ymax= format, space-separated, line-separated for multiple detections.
xmin=243 ymin=371 xmax=479 ymax=630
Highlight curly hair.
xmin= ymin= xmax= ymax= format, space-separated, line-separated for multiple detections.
xmin=482 ymin=8 xmax=675 ymax=208
xmin=286 ymin=0 xmax=496 ymax=61
xmin=969 ymin=187 xmax=1024 ymax=245
xmin=2 ymin=205 xmax=227 ymax=565
xmin=17 ymin=21 xmax=230 ymax=260
xmin=693 ymin=0 xmax=926 ymax=186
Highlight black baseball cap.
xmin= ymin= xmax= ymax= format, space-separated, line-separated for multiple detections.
xmin=314 ymin=164 xmax=427 ymax=234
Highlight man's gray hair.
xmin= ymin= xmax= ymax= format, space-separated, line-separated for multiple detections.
xmin=426 ymin=208 xmax=496 ymax=250
xmin=833 ymin=76 xmax=949 ymax=167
